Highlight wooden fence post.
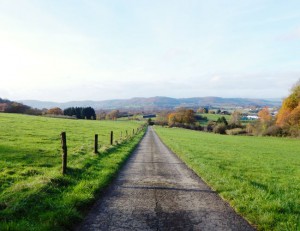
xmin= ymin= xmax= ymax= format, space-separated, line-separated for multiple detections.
xmin=133 ymin=129 xmax=135 ymax=135
xmin=94 ymin=134 xmax=98 ymax=153
xmin=126 ymin=130 xmax=128 ymax=138
xmin=110 ymin=131 xmax=113 ymax=145
xmin=61 ymin=132 xmax=67 ymax=175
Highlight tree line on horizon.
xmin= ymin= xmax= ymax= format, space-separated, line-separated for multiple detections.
xmin=152 ymin=80 xmax=300 ymax=137
xmin=1 ymin=80 xmax=300 ymax=136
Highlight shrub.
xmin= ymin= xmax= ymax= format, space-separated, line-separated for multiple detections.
xmin=217 ymin=116 xmax=228 ymax=126
xmin=213 ymin=123 xmax=227 ymax=134
xmin=262 ymin=125 xmax=283 ymax=137
xmin=226 ymin=128 xmax=247 ymax=135
xmin=206 ymin=121 xmax=215 ymax=132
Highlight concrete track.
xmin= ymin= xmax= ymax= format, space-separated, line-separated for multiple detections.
xmin=77 ymin=127 xmax=255 ymax=231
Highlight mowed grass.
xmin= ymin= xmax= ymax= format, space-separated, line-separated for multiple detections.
xmin=0 ymin=113 xmax=145 ymax=230
xmin=154 ymin=126 xmax=300 ymax=231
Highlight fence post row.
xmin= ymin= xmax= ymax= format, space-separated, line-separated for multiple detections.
xmin=61 ymin=132 xmax=67 ymax=175
xmin=94 ymin=134 xmax=98 ymax=153
xmin=60 ymin=126 xmax=147 ymax=174
xmin=110 ymin=131 xmax=113 ymax=145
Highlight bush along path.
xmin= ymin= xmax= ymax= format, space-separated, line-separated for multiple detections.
xmin=0 ymin=124 xmax=147 ymax=231
xmin=77 ymin=127 xmax=255 ymax=231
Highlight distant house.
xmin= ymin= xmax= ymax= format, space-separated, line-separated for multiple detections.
xmin=220 ymin=111 xmax=230 ymax=115
xmin=246 ymin=115 xmax=259 ymax=120
xmin=0 ymin=103 xmax=7 ymax=112
xmin=143 ymin=114 xmax=156 ymax=119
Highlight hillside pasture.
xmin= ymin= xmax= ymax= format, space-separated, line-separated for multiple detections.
xmin=196 ymin=113 xmax=231 ymax=125
xmin=0 ymin=113 xmax=145 ymax=230
xmin=154 ymin=126 xmax=300 ymax=231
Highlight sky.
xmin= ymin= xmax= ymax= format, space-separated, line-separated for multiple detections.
xmin=0 ymin=0 xmax=300 ymax=102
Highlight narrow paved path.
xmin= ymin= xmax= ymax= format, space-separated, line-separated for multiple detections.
xmin=77 ymin=127 xmax=255 ymax=231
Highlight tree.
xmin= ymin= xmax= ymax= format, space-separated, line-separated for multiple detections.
xmin=96 ymin=111 xmax=107 ymax=120
xmin=82 ymin=107 xmax=96 ymax=120
xmin=64 ymin=107 xmax=96 ymax=119
xmin=257 ymin=107 xmax=273 ymax=132
xmin=258 ymin=107 xmax=272 ymax=123
xmin=5 ymin=102 xmax=30 ymax=114
xmin=217 ymin=116 xmax=228 ymax=126
xmin=197 ymin=107 xmax=208 ymax=114
xmin=47 ymin=107 xmax=63 ymax=115
xmin=229 ymin=111 xmax=241 ymax=127
xmin=106 ymin=110 xmax=119 ymax=120
xmin=275 ymin=80 xmax=300 ymax=136
xmin=148 ymin=118 xmax=154 ymax=126
xmin=167 ymin=109 xmax=195 ymax=127
xmin=181 ymin=109 xmax=195 ymax=124
xmin=168 ymin=112 xmax=177 ymax=127
xmin=156 ymin=111 xmax=169 ymax=126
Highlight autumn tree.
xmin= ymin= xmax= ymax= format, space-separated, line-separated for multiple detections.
xmin=258 ymin=107 xmax=272 ymax=123
xmin=167 ymin=108 xmax=195 ymax=127
xmin=96 ymin=111 xmax=107 ymax=120
xmin=275 ymin=80 xmax=300 ymax=136
xmin=255 ymin=106 xmax=274 ymax=133
xmin=229 ymin=111 xmax=241 ymax=128
xmin=156 ymin=111 xmax=169 ymax=126
xmin=5 ymin=102 xmax=31 ymax=114
xmin=47 ymin=107 xmax=63 ymax=115
xmin=168 ymin=112 xmax=177 ymax=126
xmin=181 ymin=109 xmax=195 ymax=124
xmin=106 ymin=110 xmax=120 ymax=120
xmin=277 ymin=81 xmax=300 ymax=126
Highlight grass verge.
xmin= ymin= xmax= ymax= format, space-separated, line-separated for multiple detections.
xmin=154 ymin=126 xmax=300 ymax=231
xmin=0 ymin=113 xmax=145 ymax=230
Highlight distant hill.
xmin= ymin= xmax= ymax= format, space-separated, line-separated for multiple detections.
xmin=0 ymin=98 xmax=35 ymax=113
xmin=18 ymin=97 xmax=282 ymax=110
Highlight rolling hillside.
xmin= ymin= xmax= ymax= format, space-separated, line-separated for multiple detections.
xmin=19 ymin=96 xmax=282 ymax=110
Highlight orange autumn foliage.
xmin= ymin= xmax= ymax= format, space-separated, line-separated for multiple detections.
xmin=276 ymin=81 xmax=300 ymax=128
xmin=47 ymin=107 xmax=63 ymax=115
xmin=258 ymin=107 xmax=272 ymax=123
xmin=168 ymin=108 xmax=195 ymax=126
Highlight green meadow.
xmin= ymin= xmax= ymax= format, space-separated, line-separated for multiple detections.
xmin=154 ymin=126 xmax=300 ymax=231
xmin=0 ymin=113 xmax=145 ymax=230
xmin=196 ymin=113 xmax=231 ymax=125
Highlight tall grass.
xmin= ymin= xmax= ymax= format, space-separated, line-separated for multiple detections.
xmin=154 ymin=126 xmax=300 ymax=231
xmin=0 ymin=113 xmax=145 ymax=230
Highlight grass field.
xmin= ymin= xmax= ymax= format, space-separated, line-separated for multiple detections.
xmin=154 ymin=126 xmax=300 ymax=231
xmin=196 ymin=113 xmax=251 ymax=126
xmin=0 ymin=113 xmax=145 ymax=230
xmin=197 ymin=113 xmax=231 ymax=125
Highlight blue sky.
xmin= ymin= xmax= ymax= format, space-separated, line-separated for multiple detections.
xmin=0 ymin=0 xmax=299 ymax=102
